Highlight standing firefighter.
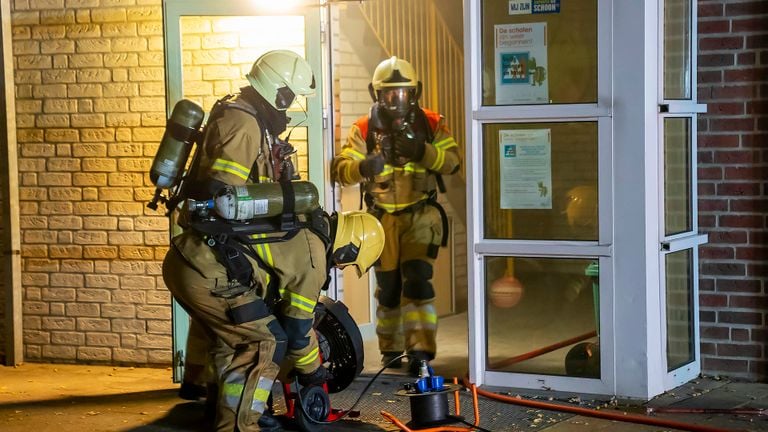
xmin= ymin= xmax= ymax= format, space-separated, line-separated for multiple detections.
xmin=331 ymin=56 xmax=461 ymax=375
xmin=160 ymin=50 xmax=328 ymax=432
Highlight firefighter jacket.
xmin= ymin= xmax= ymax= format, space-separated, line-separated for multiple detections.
xmin=332 ymin=107 xmax=460 ymax=213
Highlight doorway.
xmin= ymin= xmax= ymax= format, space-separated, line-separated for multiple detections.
xmin=162 ymin=0 xmax=469 ymax=382
xmin=162 ymin=0 xmax=324 ymax=381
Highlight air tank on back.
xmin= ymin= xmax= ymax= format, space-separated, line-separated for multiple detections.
xmin=189 ymin=181 xmax=320 ymax=221
xmin=149 ymin=99 xmax=205 ymax=189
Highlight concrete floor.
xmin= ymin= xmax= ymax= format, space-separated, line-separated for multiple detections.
xmin=1 ymin=313 xmax=767 ymax=431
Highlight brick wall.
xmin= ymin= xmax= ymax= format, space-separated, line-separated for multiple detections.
xmin=12 ymin=0 xmax=172 ymax=365
xmin=697 ymin=0 xmax=768 ymax=380
xmin=10 ymin=0 xmax=315 ymax=366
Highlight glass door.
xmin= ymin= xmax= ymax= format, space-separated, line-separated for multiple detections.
xmin=163 ymin=0 xmax=324 ymax=381
xmin=659 ymin=0 xmax=707 ymax=388
xmin=469 ymin=0 xmax=614 ymax=395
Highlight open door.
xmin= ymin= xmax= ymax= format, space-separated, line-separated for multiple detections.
xmin=162 ymin=0 xmax=324 ymax=382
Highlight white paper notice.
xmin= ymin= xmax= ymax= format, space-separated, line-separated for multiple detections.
xmin=499 ymin=129 xmax=552 ymax=209
xmin=494 ymin=22 xmax=549 ymax=104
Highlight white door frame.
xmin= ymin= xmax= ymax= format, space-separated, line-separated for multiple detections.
xmin=466 ymin=0 xmax=706 ymax=399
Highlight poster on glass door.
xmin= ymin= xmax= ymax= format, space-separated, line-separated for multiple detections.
xmin=494 ymin=22 xmax=549 ymax=104
xmin=499 ymin=129 xmax=552 ymax=209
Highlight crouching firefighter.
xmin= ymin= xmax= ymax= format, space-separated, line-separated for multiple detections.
xmin=153 ymin=50 xmax=349 ymax=432
xmin=331 ymin=56 xmax=461 ymax=376
xmin=163 ymin=202 xmax=384 ymax=431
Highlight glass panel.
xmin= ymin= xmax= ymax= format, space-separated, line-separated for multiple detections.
xmin=663 ymin=118 xmax=692 ymax=236
xmin=666 ymin=249 xmax=694 ymax=371
xmin=481 ymin=0 xmax=598 ymax=105
xmin=663 ymin=0 xmax=692 ymax=100
xmin=482 ymin=122 xmax=598 ymax=241
xmin=486 ymin=256 xmax=600 ymax=378
xmin=180 ymin=16 xmax=309 ymax=177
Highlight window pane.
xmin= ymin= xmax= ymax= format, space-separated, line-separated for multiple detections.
xmin=481 ymin=0 xmax=598 ymax=105
xmin=486 ymin=257 xmax=600 ymax=378
xmin=666 ymin=249 xmax=694 ymax=371
xmin=663 ymin=0 xmax=692 ymax=99
xmin=664 ymin=118 xmax=692 ymax=236
xmin=483 ymin=122 xmax=598 ymax=241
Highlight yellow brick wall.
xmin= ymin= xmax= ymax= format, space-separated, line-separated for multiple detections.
xmin=10 ymin=2 xmax=317 ymax=366
xmin=12 ymin=0 xmax=171 ymax=365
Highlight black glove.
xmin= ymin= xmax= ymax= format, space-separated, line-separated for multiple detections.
xmin=359 ymin=153 xmax=385 ymax=177
xmin=393 ymin=133 xmax=426 ymax=161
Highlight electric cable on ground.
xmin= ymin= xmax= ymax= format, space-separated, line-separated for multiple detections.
xmin=293 ymin=353 xmax=412 ymax=425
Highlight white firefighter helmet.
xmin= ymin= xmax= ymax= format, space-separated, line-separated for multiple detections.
xmin=246 ymin=50 xmax=315 ymax=111
xmin=332 ymin=211 xmax=385 ymax=278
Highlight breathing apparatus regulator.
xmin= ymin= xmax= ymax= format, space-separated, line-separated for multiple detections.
xmin=147 ymin=99 xmax=205 ymax=212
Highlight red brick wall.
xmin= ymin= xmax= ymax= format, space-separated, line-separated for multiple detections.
xmin=697 ymin=0 xmax=768 ymax=380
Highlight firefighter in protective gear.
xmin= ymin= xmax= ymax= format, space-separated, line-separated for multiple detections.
xmin=168 ymin=210 xmax=385 ymax=424
xmin=164 ymin=50 xmax=326 ymax=432
xmin=331 ymin=56 xmax=461 ymax=375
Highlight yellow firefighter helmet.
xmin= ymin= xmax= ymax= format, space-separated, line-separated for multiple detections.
xmin=564 ymin=185 xmax=598 ymax=228
xmin=332 ymin=211 xmax=385 ymax=278
xmin=369 ymin=56 xmax=421 ymax=117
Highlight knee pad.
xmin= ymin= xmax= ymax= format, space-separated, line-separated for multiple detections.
xmin=402 ymin=260 xmax=434 ymax=300
xmin=376 ymin=270 xmax=402 ymax=308
xmin=280 ymin=315 xmax=313 ymax=351
xmin=267 ymin=320 xmax=288 ymax=363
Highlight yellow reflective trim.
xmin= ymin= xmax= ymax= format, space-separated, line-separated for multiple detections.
xmin=380 ymin=165 xmax=394 ymax=176
xmin=344 ymin=161 xmax=355 ymax=182
xmin=434 ymin=137 xmax=457 ymax=150
xmin=291 ymin=291 xmax=317 ymax=308
xmin=253 ymin=387 xmax=270 ymax=402
xmin=391 ymin=163 xmax=426 ymax=173
xmin=261 ymin=242 xmax=274 ymax=267
xmin=212 ymin=159 xmax=250 ymax=180
xmin=290 ymin=293 xmax=316 ymax=314
xmin=403 ymin=310 xmax=438 ymax=325
xmin=341 ymin=148 xmax=366 ymax=161
xmin=375 ymin=196 xmax=428 ymax=212
xmin=430 ymin=149 xmax=445 ymax=171
xmin=295 ymin=347 xmax=319 ymax=366
xmin=222 ymin=382 xmax=244 ymax=397
xmin=258 ymin=175 xmax=271 ymax=182
xmin=377 ymin=317 xmax=401 ymax=328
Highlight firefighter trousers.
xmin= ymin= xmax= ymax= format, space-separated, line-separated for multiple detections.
xmin=248 ymin=228 xmax=329 ymax=378
xmin=374 ymin=204 xmax=443 ymax=358
xmin=163 ymin=246 xmax=286 ymax=432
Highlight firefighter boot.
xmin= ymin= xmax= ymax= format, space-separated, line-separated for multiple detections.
xmin=257 ymin=412 xmax=283 ymax=432
xmin=297 ymin=365 xmax=332 ymax=388
xmin=407 ymin=351 xmax=434 ymax=377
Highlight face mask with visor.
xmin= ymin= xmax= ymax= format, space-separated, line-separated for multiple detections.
xmin=377 ymin=87 xmax=416 ymax=118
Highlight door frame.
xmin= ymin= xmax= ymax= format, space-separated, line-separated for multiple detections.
xmin=465 ymin=0 xmax=618 ymax=396
xmin=162 ymin=0 xmax=325 ymax=381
